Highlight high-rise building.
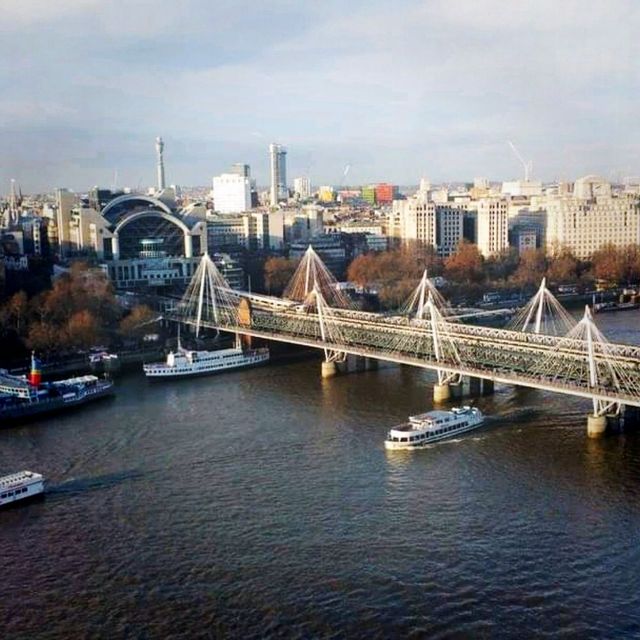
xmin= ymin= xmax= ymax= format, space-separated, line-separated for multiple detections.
xmin=155 ymin=137 xmax=166 ymax=191
xmin=269 ymin=143 xmax=287 ymax=206
xmin=477 ymin=198 xmax=509 ymax=257
xmin=230 ymin=163 xmax=251 ymax=178
xmin=55 ymin=188 xmax=76 ymax=257
xmin=293 ymin=176 xmax=312 ymax=199
xmin=212 ymin=173 xmax=252 ymax=214
xmin=434 ymin=204 xmax=465 ymax=257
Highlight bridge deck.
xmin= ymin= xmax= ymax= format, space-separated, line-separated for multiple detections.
xmin=168 ymin=290 xmax=640 ymax=409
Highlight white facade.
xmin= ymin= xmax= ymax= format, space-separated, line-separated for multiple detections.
xmin=390 ymin=199 xmax=465 ymax=256
xmin=390 ymin=199 xmax=437 ymax=246
xmin=212 ymin=173 xmax=252 ymax=214
xmin=572 ymin=175 xmax=612 ymax=200
xmin=250 ymin=212 xmax=285 ymax=251
xmin=294 ymin=176 xmax=311 ymax=199
xmin=532 ymin=192 xmax=640 ymax=259
xmin=501 ymin=180 xmax=543 ymax=197
xmin=476 ymin=198 xmax=509 ymax=257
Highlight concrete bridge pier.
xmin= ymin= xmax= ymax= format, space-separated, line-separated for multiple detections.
xmin=450 ymin=381 xmax=463 ymax=399
xmin=365 ymin=357 xmax=379 ymax=371
xmin=433 ymin=383 xmax=451 ymax=403
xmin=587 ymin=414 xmax=607 ymax=438
xmin=623 ymin=406 xmax=640 ymax=431
xmin=468 ymin=377 xmax=481 ymax=396
xmin=482 ymin=379 xmax=495 ymax=395
xmin=321 ymin=360 xmax=338 ymax=378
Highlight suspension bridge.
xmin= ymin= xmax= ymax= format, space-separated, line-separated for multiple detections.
xmin=168 ymin=247 xmax=640 ymax=437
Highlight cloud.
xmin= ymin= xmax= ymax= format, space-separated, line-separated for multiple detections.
xmin=0 ymin=0 xmax=638 ymax=191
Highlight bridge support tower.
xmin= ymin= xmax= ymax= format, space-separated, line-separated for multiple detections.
xmin=321 ymin=360 xmax=338 ymax=378
xmin=450 ymin=380 xmax=463 ymax=399
xmin=587 ymin=414 xmax=607 ymax=438
xmin=468 ymin=377 xmax=481 ymax=396
xmin=433 ymin=383 xmax=451 ymax=403
xmin=482 ymin=379 xmax=495 ymax=395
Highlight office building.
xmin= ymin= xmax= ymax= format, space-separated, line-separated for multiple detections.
xmin=374 ymin=183 xmax=398 ymax=204
xmin=476 ymin=198 xmax=509 ymax=257
xmin=269 ymin=143 xmax=287 ymax=206
xmin=389 ymin=199 xmax=465 ymax=257
xmin=361 ymin=185 xmax=376 ymax=205
xmin=212 ymin=173 xmax=252 ymax=214
xmin=230 ymin=163 xmax=251 ymax=178
xmin=532 ymin=179 xmax=640 ymax=258
xmin=294 ymin=177 xmax=312 ymax=199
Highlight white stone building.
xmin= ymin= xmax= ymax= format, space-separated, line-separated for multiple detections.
xmin=476 ymin=198 xmax=509 ymax=257
xmin=212 ymin=173 xmax=252 ymax=214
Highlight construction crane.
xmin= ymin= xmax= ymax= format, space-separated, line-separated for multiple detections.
xmin=507 ymin=141 xmax=533 ymax=182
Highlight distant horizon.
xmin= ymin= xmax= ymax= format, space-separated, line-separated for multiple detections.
xmin=7 ymin=174 xmax=640 ymax=198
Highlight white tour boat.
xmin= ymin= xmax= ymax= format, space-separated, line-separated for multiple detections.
xmin=143 ymin=331 xmax=269 ymax=380
xmin=0 ymin=471 xmax=45 ymax=507
xmin=385 ymin=406 xmax=485 ymax=450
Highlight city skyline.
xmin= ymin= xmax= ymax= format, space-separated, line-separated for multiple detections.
xmin=1 ymin=0 xmax=639 ymax=191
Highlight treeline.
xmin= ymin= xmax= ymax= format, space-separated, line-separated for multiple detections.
xmin=347 ymin=243 xmax=640 ymax=308
xmin=0 ymin=263 xmax=156 ymax=363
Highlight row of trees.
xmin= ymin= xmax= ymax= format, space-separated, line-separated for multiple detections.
xmin=261 ymin=243 xmax=640 ymax=309
xmin=347 ymin=242 xmax=640 ymax=307
xmin=0 ymin=263 xmax=156 ymax=362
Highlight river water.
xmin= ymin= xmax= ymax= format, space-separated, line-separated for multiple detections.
xmin=1 ymin=312 xmax=640 ymax=638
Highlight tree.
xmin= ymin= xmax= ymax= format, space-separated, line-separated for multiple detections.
xmin=592 ymin=244 xmax=625 ymax=284
xmin=27 ymin=321 xmax=63 ymax=355
xmin=546 ymin=248 xmax=579 ymax=284
xmin=66 ymin=310 xmax=100 ymax=350
xmin=119 ymin=305 xmax=158 ymax=338
xmin=264 ymin=257 xmax=298 ymax=295
xmin=3 ymin=291 xmax=28 ymax=334
xmin=484 ymin=249 xmax=519 ymax=282
xmin=512 ymin=249 xmax=546 ymax=288
xmin=444 ymin=242 xmax=484 ymax=283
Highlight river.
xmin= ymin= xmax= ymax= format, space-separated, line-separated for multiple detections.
xmin=1 ymin=311 xmax=640 ymax=638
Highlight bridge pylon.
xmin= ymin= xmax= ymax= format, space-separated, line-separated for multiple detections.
xmin=401 ymin=269 xmax=455 ymax=320
xmin=422 ymin=292 xmax=463 ymax=402
xmin=508 ymin=277 xmax=575 ymax=335
xmin=283 ymin=245 xmax=351 ymax=308
xmin=178 ymin=252 xmax=240 ymax=336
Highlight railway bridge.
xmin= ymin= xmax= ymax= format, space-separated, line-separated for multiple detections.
xmin=167 ymin=248 xmax=640 ymax=437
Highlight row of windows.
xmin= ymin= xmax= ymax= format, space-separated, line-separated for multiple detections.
xmin=391 ymin=422 xmax=469 ymax=442
xmin=1 ymin=487 xmax=29 ymax=499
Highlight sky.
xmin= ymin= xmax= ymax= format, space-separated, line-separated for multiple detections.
xmin=1 ymin=0 xmax=639 ymax=192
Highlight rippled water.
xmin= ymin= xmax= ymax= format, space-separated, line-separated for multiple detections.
xmin=1 ymin=312 xmax=640 ymax=638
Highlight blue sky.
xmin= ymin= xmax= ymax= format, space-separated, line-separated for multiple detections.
xmin=1 ymin=0 xmax=638 ymax=192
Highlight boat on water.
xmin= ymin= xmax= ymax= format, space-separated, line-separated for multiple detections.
xmin=0 ymin=354 xmax=114 ymax=423
xmin=0 ymin=471 xmax=45 ymax=507
xmin=385 ymin=406 xmax=485 ymax=450
xmin=593 ymin=301 xmax=640 ymax=314
xmin=143 ymin=331 xmax=269 ymax=380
